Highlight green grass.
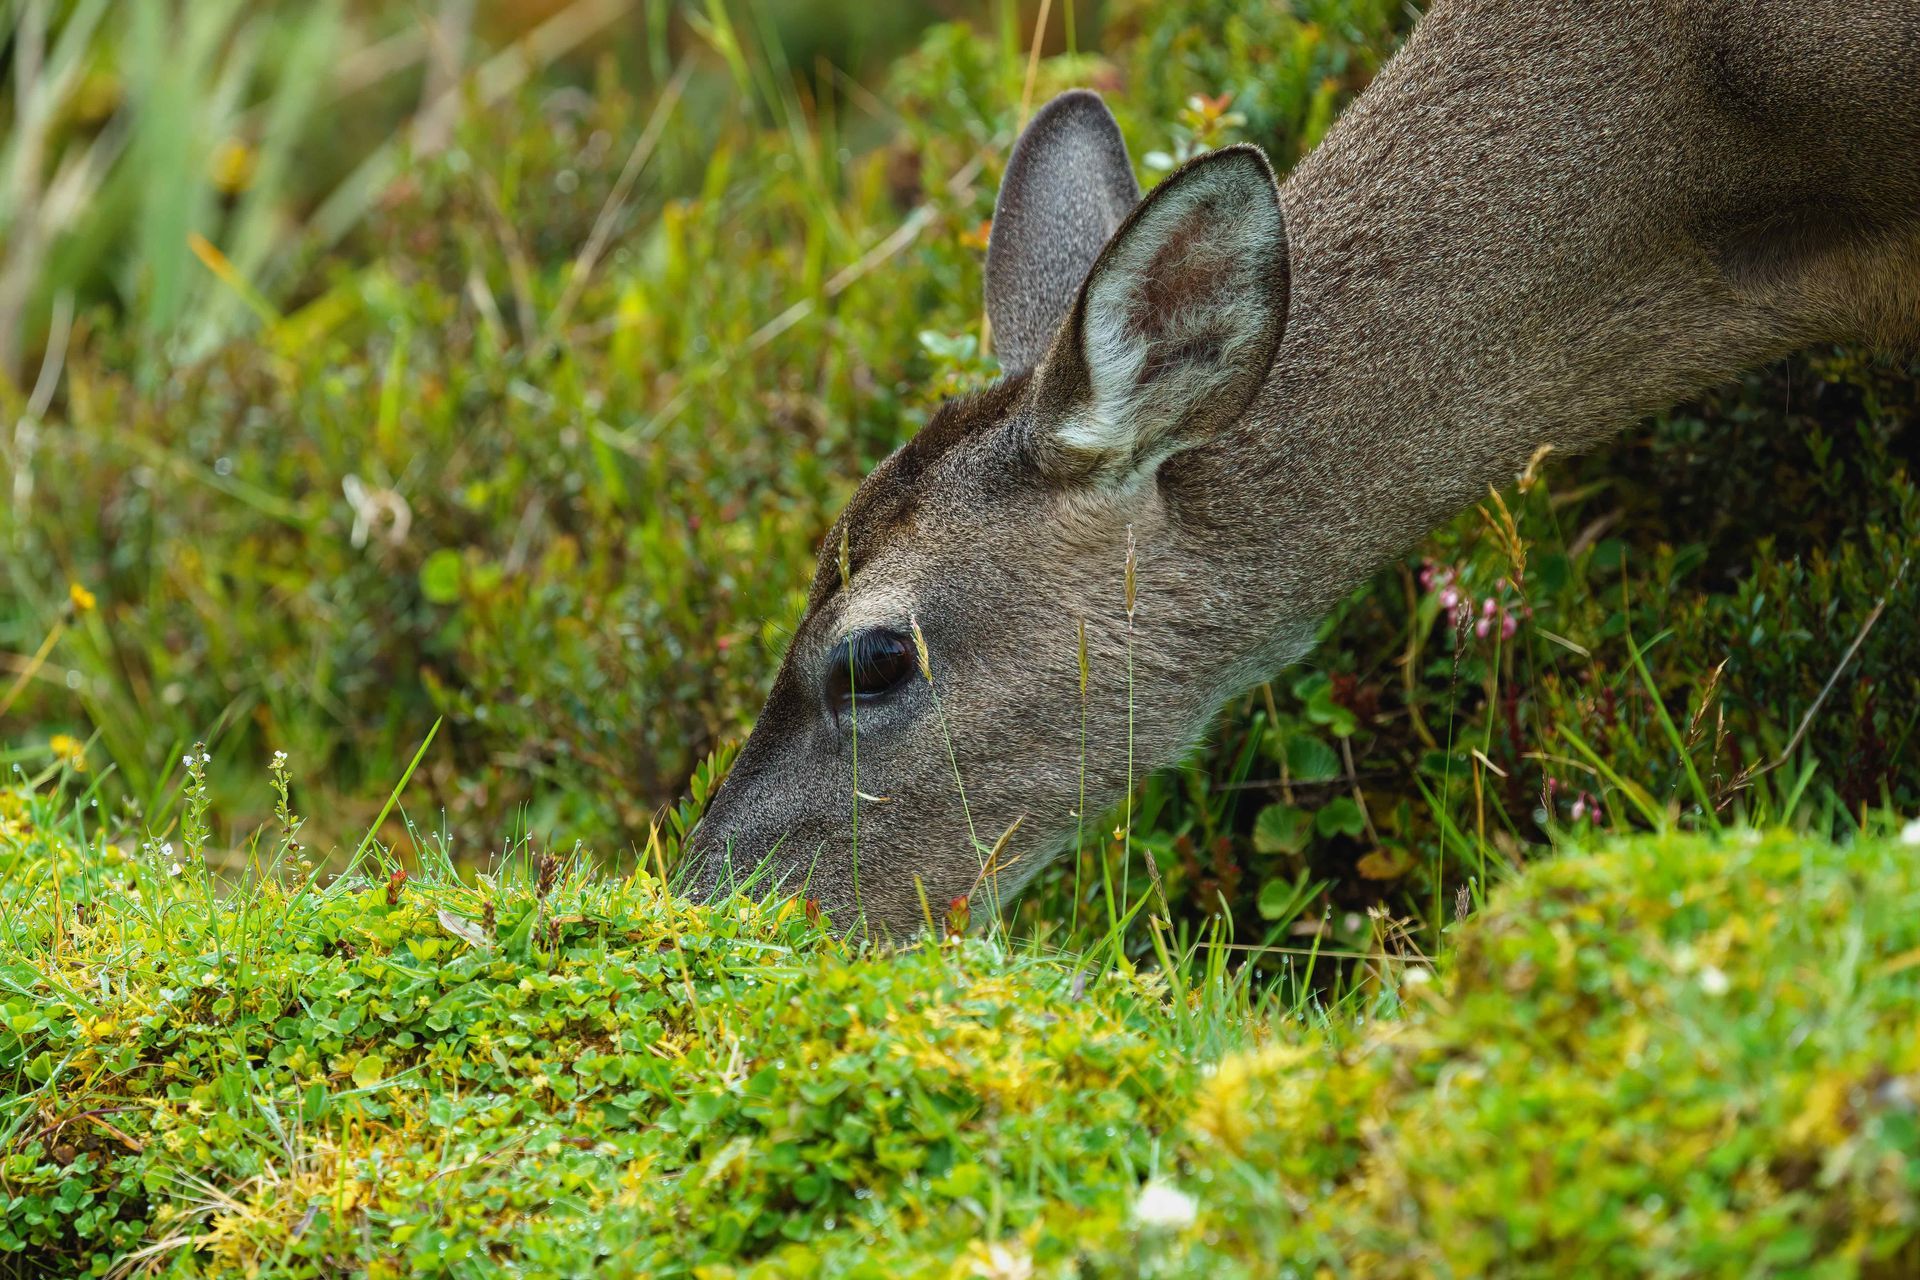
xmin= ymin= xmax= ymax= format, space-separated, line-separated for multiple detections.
xmin=2 ymin=0 xmax=1918 ymax=1273
xmin=3 ymin=0 xmax=1911 ymax=965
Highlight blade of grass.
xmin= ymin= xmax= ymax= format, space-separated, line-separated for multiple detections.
xmin=1623 ymin=627 xmax=1719 ymax=827
xmin=334 ymin=717 xmax=441 ymax=888
xmin=1559 ymin=723 xmax=1665 ymax=829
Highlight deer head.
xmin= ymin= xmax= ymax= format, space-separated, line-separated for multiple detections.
xmin=683 ymin=91 xmax=1295 ymax=936
xmin=680 ymin=0 xmax=1920 ymax=937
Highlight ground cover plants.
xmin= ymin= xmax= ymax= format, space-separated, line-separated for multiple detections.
xmin=2 ymin=0 xmax=1917 ymax=1274
xmin=5 ymin=777 xmax=1919 ymax=1276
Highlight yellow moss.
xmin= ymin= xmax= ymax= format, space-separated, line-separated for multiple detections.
xmin=1188 ymin=1043 xmax=1322 ymax=1155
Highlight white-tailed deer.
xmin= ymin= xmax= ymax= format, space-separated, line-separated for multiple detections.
xmin=686 ymin=1 xmax=1920 ymax=934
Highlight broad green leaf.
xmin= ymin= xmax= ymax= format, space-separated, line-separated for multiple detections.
xmin=1253 ymin=803 xmax=1313 ymax=856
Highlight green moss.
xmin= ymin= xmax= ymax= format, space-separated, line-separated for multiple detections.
xmin=1104 ymin=827 xmax=1920 ymax=1278
xmin=5 ymin=779 xmax=1919 ymax=1275
xmin=0 ymin=780 xmax=1186 ymax=1275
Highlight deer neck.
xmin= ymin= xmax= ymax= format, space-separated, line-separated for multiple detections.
xmin=1182 ymin=3 xmax=1842 ymax=623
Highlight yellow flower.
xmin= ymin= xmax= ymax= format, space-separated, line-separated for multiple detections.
xmin=50 ymin=734 xmax=88 ymax=773
xmin=68 ymin=581 xmax=96 ymax=613
xmin=210 ymin=138 xmax=257 ymax=195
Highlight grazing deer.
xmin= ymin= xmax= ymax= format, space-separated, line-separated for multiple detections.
xmin=686 ymin=1 xmax=1920 ymax=935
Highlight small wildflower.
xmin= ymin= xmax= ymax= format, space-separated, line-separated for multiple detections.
xmin=1902 ymin=818 xmax=1920 ymax=847
xmin=1698 ymin=965 xmax=1731 ymax=997
xmin=68 ymin=582 xmax=96 ymax=613
xmin=963 ymin=1241 xmax=1033 ymax=1280
xmin=49 ymin=734 xmax=87 ymax=772
xmin=209 ymin=138 xmax=257 ymax=194
xmin=1132 ymin=1180 xmax=1198 ymax=1231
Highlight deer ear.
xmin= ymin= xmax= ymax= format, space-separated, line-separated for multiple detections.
xmin=984 ymin=91 xmax=1141 ymax=377
xmin=1031 ymin=144 xmax=1289 ymax=487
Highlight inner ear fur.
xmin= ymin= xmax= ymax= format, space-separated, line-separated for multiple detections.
xmin=1030 ymin=144 xmax=1290 ymax=487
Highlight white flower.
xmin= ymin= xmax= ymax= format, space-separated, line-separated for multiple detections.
xmin=182 ymin=754 xmax=194 ymax=768
xmin=1698 ymin=965 xmax=1731 ymax=997
xmin=1902 ymin=817 xmax=1920 ymax=848
xmin=1403 ymin=966 xmax=1433 ymax=987
xmin=201 ymin=751 xmax=211 ymax=763
xmin=966 ymin=1242 xmax=1033 ymax=1280
xmin=1132 ymin=1180 xmax=1197 ymax=1231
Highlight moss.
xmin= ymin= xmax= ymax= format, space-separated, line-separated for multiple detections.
xmin=5 ymin=780 xmax=1920 ymax=1276
xmin=0 ymin=778 xmax=1188 ymax=1275
xmin=1095 ymin=828 xmax=1920 ymax=1279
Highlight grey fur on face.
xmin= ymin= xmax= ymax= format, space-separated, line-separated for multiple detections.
xmin=687 ymin=0 xmax=1920 ymax=938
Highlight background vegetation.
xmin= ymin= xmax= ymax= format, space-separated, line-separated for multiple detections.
xmin=1 ymin=0 xmax=1915 ymax=1274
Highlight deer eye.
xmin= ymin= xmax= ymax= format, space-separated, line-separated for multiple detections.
xmin=825 ymin=629 xmax=915 ymax=714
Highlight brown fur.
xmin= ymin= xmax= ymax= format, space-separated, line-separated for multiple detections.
xmin=686 ymin=0 xmax=1920 ymax=937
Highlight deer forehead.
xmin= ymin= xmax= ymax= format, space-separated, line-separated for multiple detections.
xmin=831 ymin=579 xmax=922 ymax=636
